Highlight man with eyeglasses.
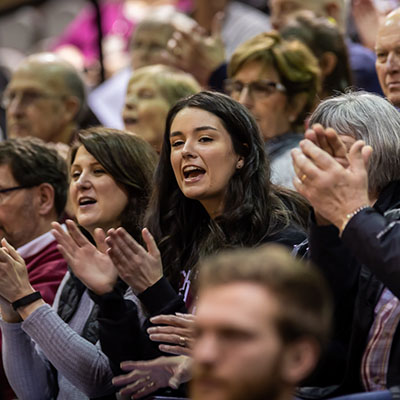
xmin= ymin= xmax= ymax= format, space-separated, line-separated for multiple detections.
xmin=0 ymin=138 xmax=68 ymax=399
xmin=3 ymin=52 xmax=86 ymax=144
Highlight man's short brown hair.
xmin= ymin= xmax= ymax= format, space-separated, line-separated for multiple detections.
xmin=196 ymin=244 xmax=332 ymax=348
xmin=0 ymin=138 xmax=68 ymax=217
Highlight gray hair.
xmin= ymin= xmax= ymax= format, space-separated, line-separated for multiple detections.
xmin=309 ymin=91 xmax=400 ymax=193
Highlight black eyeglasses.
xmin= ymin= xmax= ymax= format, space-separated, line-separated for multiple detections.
xmin=224 ymin=79 xmax=286 ymax=99
xmin=0 ymin=185 xmax=34 ymax=194
xmin=0 ymin=186 xmax=34 ymax=203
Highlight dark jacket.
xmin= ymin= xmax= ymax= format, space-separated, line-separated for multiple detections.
xmin=91 ymin=222 xmax=306 ymax=377
xmin=300 ymin=180 xmax=400 ymax=398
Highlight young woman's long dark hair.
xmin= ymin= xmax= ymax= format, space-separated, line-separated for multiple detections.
xmin=145 ymin=91 xmax=307 ymax=288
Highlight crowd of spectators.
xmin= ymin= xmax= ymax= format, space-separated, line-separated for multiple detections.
xmin=1 ymin=1 xmax=400 ymax=400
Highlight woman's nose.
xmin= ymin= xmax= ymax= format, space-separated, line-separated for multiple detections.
xmin=238 ymin=85 xmax=253 ymax=108
xmin=75 ymin=171 xmax=91 ymax=189
xmin=182 ymin=140 xmax=197 ymax=158
xmin=124 ymin=95 xmax=138 ymax=111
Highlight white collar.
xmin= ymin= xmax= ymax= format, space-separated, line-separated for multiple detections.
xmin=17 ymin=224 xmax=66 ymax=259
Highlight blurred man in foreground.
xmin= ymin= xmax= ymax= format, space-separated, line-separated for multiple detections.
xmin=191 ymin=244 xmax=332 ymax=400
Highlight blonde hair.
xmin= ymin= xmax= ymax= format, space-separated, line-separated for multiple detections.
xmin=128 ymin=64 xmax=200 ymax=107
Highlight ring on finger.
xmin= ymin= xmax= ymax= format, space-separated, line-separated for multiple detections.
xmin=147 ymin=381 xmax=155 ymax=388
xmin=300 ymin=174 xmax=307 ymax=183
xmin=179 ymin=336 xmax=187 ymax=347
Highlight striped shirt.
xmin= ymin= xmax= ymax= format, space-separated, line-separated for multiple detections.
xmin=361 ymin=287 xmax=400 ymax=390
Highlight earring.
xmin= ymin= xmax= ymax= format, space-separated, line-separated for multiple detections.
xmin=237 ymin=160 xmax=244 ymax=169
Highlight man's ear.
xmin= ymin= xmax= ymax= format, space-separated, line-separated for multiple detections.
xmin=280 ymin=338 xmax=320 ymax=385
xmin=63 ymin=95 xmax=80 ymax=123
xmin=36 ymin=183 xmax=56 ymax=217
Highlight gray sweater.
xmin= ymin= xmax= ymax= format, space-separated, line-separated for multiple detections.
xmin=1 ymin=272 xmax=116 ymax=400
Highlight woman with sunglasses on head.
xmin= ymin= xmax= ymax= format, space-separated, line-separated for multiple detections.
xmin=225 ymin=31 xmax=320 ymax=189
xmin=0 ymin=127 xmax=157 ymax=399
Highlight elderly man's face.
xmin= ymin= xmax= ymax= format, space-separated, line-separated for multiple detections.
xmin=4 ymin=63 xmax=72 ymax=142
xmin=191 ymin=282 xmax=289 ymax=400
xmin=375 ymin=10 xmax=400 ymax=107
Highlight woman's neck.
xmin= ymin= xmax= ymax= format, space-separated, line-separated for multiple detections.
xmin=201 ymin=198 xmax=224 ymax=219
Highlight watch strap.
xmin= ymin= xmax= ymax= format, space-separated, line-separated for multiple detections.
xmin=12 ymin=292 xmax=42 ymax=311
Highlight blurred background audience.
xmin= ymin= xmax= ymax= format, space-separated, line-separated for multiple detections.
xmin=0 ymin=0 xmax=391 ymax=137
xmin=88 ymin=7 xmax=200 ymax=129
xmin=269 ymin=0 xmax=383 ymax=95
xmin=3 ymin=53 xmax=86 ymax=144
xmin=122 ymin=64 xmax=200 ymax=152
xmin=280 ymin=11 xmax=352 ymax=100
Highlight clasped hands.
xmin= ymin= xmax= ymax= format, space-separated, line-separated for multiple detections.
xmin=113 ymin=355 xmax=193 ymax=399
xmin=111 ymin=312 xmax=196 ymax=398
xmin=291 ymin=124 xmax=373 ymax=232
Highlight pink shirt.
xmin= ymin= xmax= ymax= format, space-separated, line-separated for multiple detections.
xmin=52 ymin=0 xmax=192 ymax=67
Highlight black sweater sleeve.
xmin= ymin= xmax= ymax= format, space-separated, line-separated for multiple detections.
xmin=90 ymin=277 xmax=187 ymax=376
xmin=341 ymin=207 xmax=400 ymax=299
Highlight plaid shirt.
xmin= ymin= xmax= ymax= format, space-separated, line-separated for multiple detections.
xmin=361 ymin=287 xmax=400 ymax=390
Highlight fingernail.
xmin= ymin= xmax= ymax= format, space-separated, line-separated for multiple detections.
xmin=169 ymin=380 xmax=178 ymax=389
xmin=147 ymin=327 xmax=155 ymax=333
